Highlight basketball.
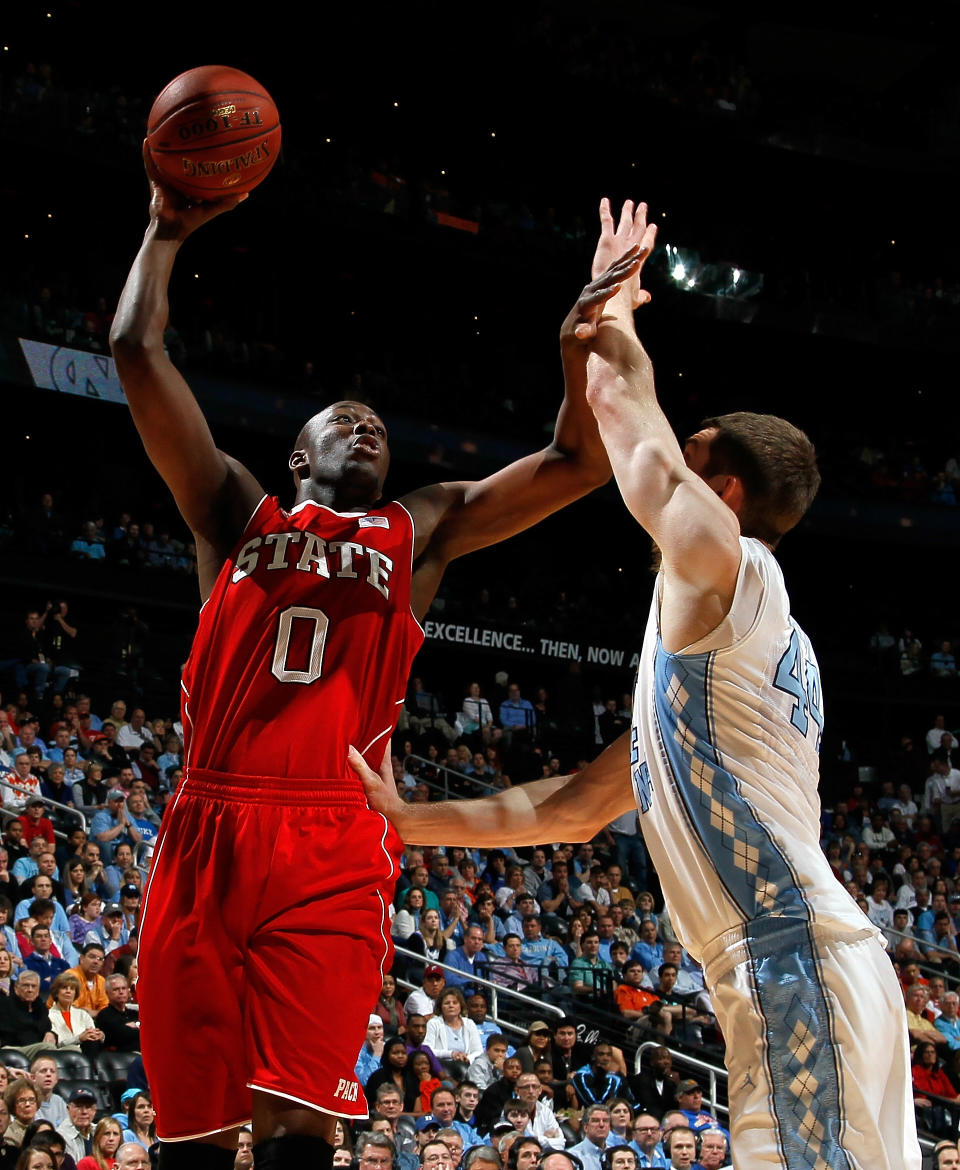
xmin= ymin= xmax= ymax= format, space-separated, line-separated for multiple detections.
xmin=146 ymin=65 xmax=281 ymax=200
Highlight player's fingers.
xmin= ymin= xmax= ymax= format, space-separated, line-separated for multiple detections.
xmin=347 ymin=744 xmax=379 ymax=786
xmin=617 ymin=200 xmax=635 ymax=238
xmin=634 ymin=201 xmax=649 ymax=233
xmin=598 ymin=196 xmax=615 ymax=233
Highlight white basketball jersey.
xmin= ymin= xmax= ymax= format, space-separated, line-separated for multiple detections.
xmin=631 ymin=537 xmax=873 ymax=963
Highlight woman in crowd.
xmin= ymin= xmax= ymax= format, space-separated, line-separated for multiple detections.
xmin=407 ymin=907 xmax=456 ymax=971
xmin=61 ymin=859 xmax=88 ymax=907
xmin=14 ymin=1149 xmax=54 ymax=1170
xmin=2 ymin=1081 xmax=38 ymax=1148
xmin=375 ymin=974 xmax=406 ymax=1035
xmin=364 ymin=1037 xmax=420 ymax=1112
xmin=48 ymin=973 xmax=102 ymax=1050
xmin=391 ymin=888 xmax=425 ymax=942
xmin=0 ymin=953 xmax=15 ymax=997
xmin=75 ymin=1116 xmax=123 ymax=1169
xmin=411 ymin=1051 xmax=441 ymax=1115
xmin=913 ymin=1039 xmax=960 ymax=1136
xmin=122 ymin=1091 xmax=157 ymax=1151
xmin=0 ymin=903 xmax=23 ymax=969
xmin=425 ymin=988 xmax=483 ymax=1063
xmin=607 ymin=1099 xmax=635 ymax=1146
xmin=515 ymin=1022 xmax=553 ymax=1074
xmin=68 ymin=894 xmax=102 ymax=947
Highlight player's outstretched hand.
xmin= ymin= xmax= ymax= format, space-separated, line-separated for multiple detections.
xmin=591 ymin=198 xmax=658 ymax=309
xmin=561 ymin=246 xmax=646 ymax=347
xmin=142 ymin=140 xmax=248 ymax=243
xmin=348 ymin=745 xmax=408 ymax=826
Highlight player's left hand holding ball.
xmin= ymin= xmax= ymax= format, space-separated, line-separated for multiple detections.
xmin=143 ymin=140 xmax=248 ymax=244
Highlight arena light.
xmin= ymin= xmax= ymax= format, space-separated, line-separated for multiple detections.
xmin=653 ymin=243 xmax=762 ymax=302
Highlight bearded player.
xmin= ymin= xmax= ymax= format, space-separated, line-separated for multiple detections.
xmin=109 ymin=154 xmax=655 ymax=1170
xmin=355 ymin=206 xmax=919 ymax=1167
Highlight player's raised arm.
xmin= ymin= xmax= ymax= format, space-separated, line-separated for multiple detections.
xmin=581 ymin=211 xmax=742 ymax=648
xmin=349 ymin=731 xmax=634 ymax=846
xmin=400 ymin=201 xmax=654 ymax=616
xmin=109 ymin=145 xmax=264 ymax=583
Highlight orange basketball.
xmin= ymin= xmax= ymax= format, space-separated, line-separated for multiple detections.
xmin=146 ymin=65 xmax=281 ymax=200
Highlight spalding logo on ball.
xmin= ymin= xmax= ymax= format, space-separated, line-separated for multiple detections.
xmin=147 ymin=65 xmax=281 ymax=199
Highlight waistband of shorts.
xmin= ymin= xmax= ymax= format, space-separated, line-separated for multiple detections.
xmin=699 ymin=918 xmax=882 ymax=981
xmin=181 ymin=767 xmax=369 ymax=808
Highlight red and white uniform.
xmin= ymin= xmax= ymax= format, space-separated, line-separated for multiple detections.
xmin=138 ymin=497 xmax=423 ymax=1140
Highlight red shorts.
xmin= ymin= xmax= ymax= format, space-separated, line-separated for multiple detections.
xmin=137 ymin=768 xmax=400 ymax=1141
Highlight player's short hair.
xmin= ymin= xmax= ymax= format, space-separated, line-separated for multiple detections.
xmin=699 ymin=411 xmax=820 ymax=545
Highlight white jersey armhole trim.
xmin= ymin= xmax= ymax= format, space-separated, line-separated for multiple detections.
xmin=393 ymin=499 xmax=426 ymax=637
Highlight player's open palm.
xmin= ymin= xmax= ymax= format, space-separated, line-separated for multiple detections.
xmin=591 ymin=198 xmax=658 ymax=306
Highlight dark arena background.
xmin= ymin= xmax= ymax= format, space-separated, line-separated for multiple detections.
xmin=1 ymin=0 xmax=959 ymax=1163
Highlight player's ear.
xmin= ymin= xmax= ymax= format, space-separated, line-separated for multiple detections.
xmin=289 ymin=449 xmax=309 ymax=478
xmin=715 ymin=474 xmax=745 ymax=514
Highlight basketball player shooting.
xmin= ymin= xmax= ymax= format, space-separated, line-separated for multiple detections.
xmin=355 ymin=201 xmax=920 ymax=1168
xmin=109 ymin=148 xmax=655 ymax=1170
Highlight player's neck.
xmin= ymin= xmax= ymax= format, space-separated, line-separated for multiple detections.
xmin=295 ymin=481 xmax=381 ymax=513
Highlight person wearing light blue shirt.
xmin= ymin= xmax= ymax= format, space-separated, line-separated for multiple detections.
xmin=520 ymin=916 xmax=569 ymax=980
xmin=569 ymin=1104 xmax=615 ymax=1170
xmin=935 ymin=992 xmax=960 ymax=1050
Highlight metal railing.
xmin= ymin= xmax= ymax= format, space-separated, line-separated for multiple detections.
xmin=393 ymin=943 xmax=564 ymax=1037
xmin=0 ymin=779 xmax=88 ymax=838
xmin=403 ymin=755 xmax=501 ymax=801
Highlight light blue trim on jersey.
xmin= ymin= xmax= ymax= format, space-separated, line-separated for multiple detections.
xmin=747 ymin=918 xmax=852 ymax=1169
xmin=652 ymin=640 xmax=809 ymax=921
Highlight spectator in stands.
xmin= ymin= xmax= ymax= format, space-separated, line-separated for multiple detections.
xmin=29 ymin=1057 xmax=65 ymax=1129
xmin=519 ymin=916 xmax=568 ymax=981
xmin=931 ymin=642 xmax=957 ymax=680
xmin=672 ymin=1082 xmax=726 ymax=1141
xmin=571 ymin=1043 xmax=631 ymax=1107
xmin=469 ymin=892 xmax=506 ymax=944
xmin=405 ymin=966 xmax=446 ymax=1021
xmin=662 ymin=1127 xmax=697 ymax=1170
xmin=47 ymin=972 xmax=102 ymax=1052
xmin=17 ymin=804 xmax=54 ymax=852
xmin=614 ymin=959 xmax=669 ymax=1037
xmin=89 ymin=791 xmax=140 ymax=865
xmin=499 ymin=684 xmax=535 ymax=744
xmin=16 ymin=612 xmax=71 ymax=700
xmin=937 ymin=992 xmax=960 ymax=1049
xmin=404 ymin=679 xmax=457 ymax=744
xmin=0 ymin=971 xmax=56 ymax=1058
xmin=456 ymin=683 xmax=496 ymax=745
xmin=566 ymin=1103 xmax=613 ymax=1170
xmin=57 ymin=1088 xmax=97 ymax=1164
xmin=694 ymin=1129 xmax=729 ymax=1169
xmin=355 ymin=1014 xmax=386 ymax=1085
xmin=511 ymin=1073 xmax=564 ymax=1150
xmin=631 ymin=920 xmax=663 ymax=973
xmin=366 ymin=1037 xmax=419 ymax=1111
xmin=569 ymin=929 xmax=613 ymax=996
xmin=96 ymin=973 xmax=138 ymax=1052
xmin=628 ymin=1046 xmax=677 ymax=1118
xmin=928 ymin=716 xmax=958 ymax=756
xmin=488 ymin=934 xmax=538 ymax=991
xmin=76 ymin=1114 xmax=123 ymax=1168
xmin=425 ymin=988 xmax=482 ymax=1063
xmin=444 ymin=924 xmax=489 ymax=992
xmin=469 ymin=1033 xmax=509 ymax=1091
xmin=933 ymin=1143 xmax=960 ymax=1170
xmin=629 ymin=1114 xmax=666 ymax=1168
xmin=3 ymin=1077 xmax=40 ymax=1148
xmin=408 ymin=911 xmax=457 ymax=979
xmin=6 ymin=757 xmax=41 ymax=808
xmin=63 ymin=944 xmax=107 ymax=1017
xmin=23 ymin=928 xmax=67 ymax=994
xmin=121 ymin=1090 xmax=156 ymax=1152
xmin=405 ymin=1014 xmax=444 ymax=1078
xmin=913 ymin=1040 xmax=960 ymax=1136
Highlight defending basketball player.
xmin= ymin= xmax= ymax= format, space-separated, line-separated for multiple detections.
xmin=355 ymin=202 xmax=920 ymax=1168
xmin=109 ymin=147 xmax=655 ymax=1170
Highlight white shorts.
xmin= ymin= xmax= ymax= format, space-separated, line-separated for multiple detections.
xmin=703 ymin=920 xmax=920 ymax=1169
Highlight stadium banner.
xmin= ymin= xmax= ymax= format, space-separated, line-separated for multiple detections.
xmin=18 ymin=338 xmax=127 ymax=404
xmin=423 ymin=619 xmax=638 ymax=670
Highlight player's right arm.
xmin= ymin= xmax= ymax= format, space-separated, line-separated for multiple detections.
xmin=109 ymin=146 xmax=264 ymax=593
xmin=349 ymin=730 xmax=635 ymax=845
xmin=581 ymin=283 xmax=742 ymax=651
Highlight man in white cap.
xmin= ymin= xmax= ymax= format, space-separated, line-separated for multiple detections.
xmin=355 ymin=1014 xmax=386 ymax=1084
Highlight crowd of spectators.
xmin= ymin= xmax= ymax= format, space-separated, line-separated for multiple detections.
xmin=0 ymin=653 xmax=957 ymax=1159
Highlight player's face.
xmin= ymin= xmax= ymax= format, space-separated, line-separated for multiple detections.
xmin=293 ymin=402 xmax=390 ymax=492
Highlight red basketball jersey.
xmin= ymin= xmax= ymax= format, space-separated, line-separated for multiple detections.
xmin=181 ymin=496 xmax=424 ymax=780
